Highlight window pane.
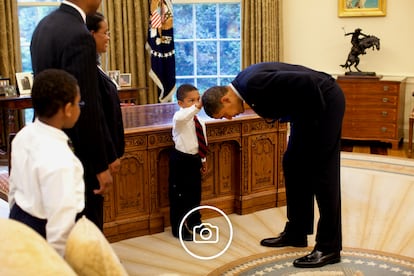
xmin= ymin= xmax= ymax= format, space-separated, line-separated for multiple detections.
xmin=174 ymin=5 xmax=193 ymax=39
xmin=219 ymin=4 xmax=241 ymax=39
xmin=196 ymin=78 xmax=218 ymax=93
xmin=220 ymin=77 xmax=234 ymax=86
xmin=18 ymin=5 xmax=59 ymax=72
xmin=196 ymin=4 xmax=217 ymax=39
xmin=196 ymin=41 xmax=217 ymax=75
xmin=220 ymin=41 xmax=240 ymax=75
xmin=176 ymin=78 xmax=195 ymax=90
xmin=174 ymin=2 xmax=240 ymax=94
xmin=175 ymin=41 xmax=194 ymax=76
xmin=21 ymin=46 xmax=32 ymax=72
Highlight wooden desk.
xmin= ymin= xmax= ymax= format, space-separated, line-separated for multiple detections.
xmin=0 ymin=95 xmax=32 ymax=157
xmin=0 ymin=87 xmax=146 ymax=156
xmin=117 ymin=87 xmax=148 ymax=104
xmin=104 ymin=103 xmax=288 ymax=242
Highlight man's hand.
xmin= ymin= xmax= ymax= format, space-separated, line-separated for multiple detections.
xmin=94 ymin=169 xmax=113 ymax=194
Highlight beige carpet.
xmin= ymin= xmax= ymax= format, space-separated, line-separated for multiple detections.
xmin=111 ymin=152 xmax=414 ymax=275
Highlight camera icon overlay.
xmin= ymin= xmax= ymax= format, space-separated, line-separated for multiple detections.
xmin=179 ymin=205 xmax=233 ymax=260
xmin=193 ymin=223 xmax=219 ymax=244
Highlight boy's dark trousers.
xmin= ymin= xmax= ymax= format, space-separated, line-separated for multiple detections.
xmin=169 ymin=149 xmax=202 ymax=236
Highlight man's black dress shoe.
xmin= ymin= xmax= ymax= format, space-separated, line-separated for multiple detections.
xmin=260 ymin=232 xmax=307 ymax=247
xmin=293 ymin=249 xmax=340 ymax=268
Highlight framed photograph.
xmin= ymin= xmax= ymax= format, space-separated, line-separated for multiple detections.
xmin=0 ymin=78 xmax=10 ymax=87
xmin=119 ymin=73 xmax=132 ymax=87
xmin=0 ymin=78 xmax=11 ymax=96
xmin=338 ymin=0 xmax=386 ymax=17
xmin=15 ymin=72 xmax=33 ymax=95
xmin=107 ymin=70 xmax=120 ymax=88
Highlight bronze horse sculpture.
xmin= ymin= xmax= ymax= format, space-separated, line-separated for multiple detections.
xmin=341 ymin=35 xmax=380 ymax=72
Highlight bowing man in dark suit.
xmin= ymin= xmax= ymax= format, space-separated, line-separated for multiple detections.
xmin=30 ymin=0 xmax=116 ymax=230
xmin=202 ymin=62 xmax=345 ymax=268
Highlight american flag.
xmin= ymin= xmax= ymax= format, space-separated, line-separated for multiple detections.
xmin=151 ymin=10 xmax=162 ymax=29
xmin=147 ymin=0 xmax=176 ymax=103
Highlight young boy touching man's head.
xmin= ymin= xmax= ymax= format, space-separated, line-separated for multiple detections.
xmin=169 ymin=84 xmax=208 ymax=241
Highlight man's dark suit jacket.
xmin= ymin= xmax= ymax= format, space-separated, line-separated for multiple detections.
xmin=31 ymin=4 xmax=113 ymax=190
xmin=231 ymin=62 xmax=335 ymax=122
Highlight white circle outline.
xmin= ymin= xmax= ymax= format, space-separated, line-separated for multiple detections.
xmin=179 ymin=205 xmax=233 ymax=260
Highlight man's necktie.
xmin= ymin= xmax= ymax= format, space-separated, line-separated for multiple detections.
xmin=194 ymin=116 xmax=208 ymax=158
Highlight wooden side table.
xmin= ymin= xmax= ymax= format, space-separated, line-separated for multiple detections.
xmin=409 ymin=114 xmax=414 ymax=158
xmin=336 ymin=75 xmax=406 ymax=149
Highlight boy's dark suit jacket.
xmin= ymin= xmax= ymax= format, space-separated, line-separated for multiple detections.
xmin=31 ymin=4 xmax=113 ymax=192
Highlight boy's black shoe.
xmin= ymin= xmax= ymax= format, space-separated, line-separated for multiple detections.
xmin=190 ymin=223 xmax=206 ymax=234
xmin=173 ymin=228 xmax=193 ymax=241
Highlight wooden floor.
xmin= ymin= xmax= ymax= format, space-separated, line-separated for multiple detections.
xmin=0 ymin=140 xmax=412 ymax=275
xmin=340 ymin=139 xmax=410 ymax=158
xmin=110 ymin=140 xmax=414 ymax=275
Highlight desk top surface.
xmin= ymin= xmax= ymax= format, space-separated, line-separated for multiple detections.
xmin=121 ymin=103 xmax=260 ymax=131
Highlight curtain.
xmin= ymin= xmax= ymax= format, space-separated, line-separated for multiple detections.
xmin=0 ymin=0 xmax=22 ymax=85
xmin=102 ymin=0 xmax=158 ymax=104
xmin=241 ymin=0 xmax=282 ymax=68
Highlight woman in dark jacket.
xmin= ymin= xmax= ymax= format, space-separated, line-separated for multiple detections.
xmin=87 ymin=12 xmax=125 ymax=162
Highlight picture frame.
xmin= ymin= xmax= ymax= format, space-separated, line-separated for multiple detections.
xmin=0 ymin=78 xmax=10 ymax=87
xmin=338 ymin=0 xmax=386 ymax=17
xmin=15 ymin=72 xmax=33 ymax=95
xmin=119 ymin=73 xmax=132 ymax=87
xmin=0 ymin=78 xmax=11 ymax=96
xmin=107 ymin=70 xmax=120 ymax=88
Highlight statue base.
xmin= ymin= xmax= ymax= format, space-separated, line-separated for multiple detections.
xmin=345 ymin=71 xmax=376 ymax=76
xmin=338 ymin=72 xmax=382 ymax=80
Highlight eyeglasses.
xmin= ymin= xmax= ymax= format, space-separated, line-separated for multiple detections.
xmin=78 ymin=101 xmax=85 ymax=108
xmin=99 ymin=31 xmax=110 ymax=37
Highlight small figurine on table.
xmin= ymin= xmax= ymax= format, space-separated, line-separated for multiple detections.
xmin=340 ymin=28 xmax=380 ymax=74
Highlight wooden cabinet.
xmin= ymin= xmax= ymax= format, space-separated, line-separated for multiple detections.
xmin=103 ymin=103 xmax=287 ymax=242
xmin=336 ymin=76 xmax=406 ymax=149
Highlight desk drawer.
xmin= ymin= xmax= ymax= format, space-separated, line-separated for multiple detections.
xmin=342 ymin=121 xmax=397 ymax=139
xmin=345 ymin=94 xmax=398 ymax=107
xmin=343 ymin=108 xmax=397 ymax=122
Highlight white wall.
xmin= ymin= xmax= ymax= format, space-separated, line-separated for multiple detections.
xmin=282 ymin=0 xmax=414 ymax=141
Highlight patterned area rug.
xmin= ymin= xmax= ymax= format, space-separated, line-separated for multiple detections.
xmin=208 ymin=247 xmax=414 ymax=276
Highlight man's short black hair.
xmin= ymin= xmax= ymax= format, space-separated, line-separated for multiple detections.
xmin=31 ymin=69 xmax=78 ymax=118
xmin=201 ymin=86 xmax=228 ymax=117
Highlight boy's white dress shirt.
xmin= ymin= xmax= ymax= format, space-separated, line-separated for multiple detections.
xmin=172 ymin=105 xmax=207 ymax=162
xmin=8 ymin=119 xmax=85 ymax=256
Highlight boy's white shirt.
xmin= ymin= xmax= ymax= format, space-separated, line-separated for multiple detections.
xmin=8 ymin=119 xmax=85 ymax=256
xmin=172 ymin=104 xmax=207 ymax=162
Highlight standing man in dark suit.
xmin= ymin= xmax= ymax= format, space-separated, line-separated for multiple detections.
xmin=202 ymin=62 xmax=345 ymax=268
xmin=31 ymin=0 xmax=119 ymax=231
